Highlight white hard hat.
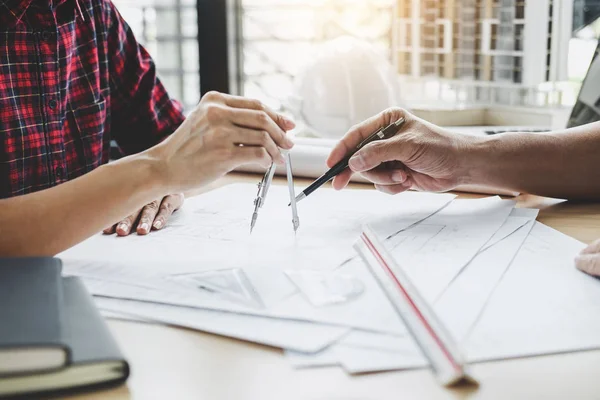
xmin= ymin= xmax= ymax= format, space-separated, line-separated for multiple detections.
xmin=288 ymin=36 xmax=403 ymax=139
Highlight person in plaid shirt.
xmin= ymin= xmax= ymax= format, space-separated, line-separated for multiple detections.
xmin=0 ymin=0 xmax=295 ymax=256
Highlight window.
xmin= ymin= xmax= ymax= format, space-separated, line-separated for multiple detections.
xmin=122 ymin=0 xmax=599 ymax=113
xmin=111 ymin=0 xmax=200 ymax=111
xmin=238 ymin=0 xmax=395 ymax=111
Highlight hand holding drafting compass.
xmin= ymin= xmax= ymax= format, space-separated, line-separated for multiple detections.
xmin=250 ymin=150 xmax=300 ymax=234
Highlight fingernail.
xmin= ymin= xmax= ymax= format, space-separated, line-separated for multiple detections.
xmin=139 ymin=222 xmax=149 ymax=232
xmin=117 ymin=223 xmax=128 ymax=232
xmin=277 ymin=154 xmax=286 ymax=165
xmin=392 ymin=171 xmax=405 ymax=183
xmin=284 ymin=137 xmax=294 ymax=149
xmin=284 ymin=118 xmax=296 ymax=129
xmin=348 ymin=154 xmax=364 ymax=170
xmin=153 ymin=220 xmax=163 ymax=229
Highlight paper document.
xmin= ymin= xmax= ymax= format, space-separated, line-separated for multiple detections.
xmin=288 ymin=212 xmax=539 ymax=370
xmin=298 ymin=222 xmax=600 ymax=374
xmin=61 ymin=182 xmax=598 ymax=377
xmin=389 ymin=197 xmax=515 ymax=302
xmin=435 ymin=218 xmax=535 ymax=342
xmin=285 ymin=346 xmax=341 ymax=368
xmin=95 ymin=297 xmax=348 ymax=353
xmin=466 ymin=222 xmax=600 ymax=361
xmin=60 ymin=184 xmax=455 ymax=271
xmin=68 ymin=259 xmax=407 ymax=333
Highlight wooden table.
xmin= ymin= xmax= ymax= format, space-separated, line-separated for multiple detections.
xmin=70 ymin=173 xmax=600 ymax=400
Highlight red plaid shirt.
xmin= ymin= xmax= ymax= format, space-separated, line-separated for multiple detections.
xmin=0 ymin=0 xmax=185 ymax=198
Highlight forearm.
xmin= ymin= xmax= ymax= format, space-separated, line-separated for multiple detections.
xmin=0 ymin=153 xmax=166 ymax=257
xmin=466 ymin=122 xmax=600 ymax=200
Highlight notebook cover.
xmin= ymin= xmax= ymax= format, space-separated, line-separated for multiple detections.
xmin=0 ymin=257 xmax=68 ymax=373
xmin=60 ymin=277 xmax=130 ymax=386
xmin=63 ymin=276 xmax=128 ymax=372
xmin=0 ymin=277 xmax=129 ymax=398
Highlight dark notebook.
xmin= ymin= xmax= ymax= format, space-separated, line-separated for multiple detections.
xmin=0 ymin=259 xmax=129 ymax=398
xmin=0 ymin=258 xmax=68 ymax=375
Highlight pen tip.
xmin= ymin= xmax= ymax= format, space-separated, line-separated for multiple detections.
xmin=295 ymin=192 xmax=306 ymax=203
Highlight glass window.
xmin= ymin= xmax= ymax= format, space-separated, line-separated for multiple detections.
xmin=112 ymin=0 xmax=200 ymax=111
xmin=239 ymin=0 xmax=396 ymax=111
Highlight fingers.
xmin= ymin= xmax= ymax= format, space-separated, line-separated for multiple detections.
xmin=233 ymin=146 xmax=272 ymax=168
xmin=374 ymin=176 xmax=413 ymax=195
xmin=575 ymin=254 xmax=600 ymax=277
xmin=103 ymin=224 xmax=116 ymax=234
xmin=580 ymin=238 xmax=600 ymax=255
xmin=332 ymin=164 xmax=409 ymax=190
xmin=116 ymin=208 xmax=143 ymax=236
xmin=152 ymin=193 xmax=185 ymax=231
xmin=375 ymin=183 xmax=411 ymax=195
xmin=360 ymin=166 xmax=408 ymax=185
xmin=222 ymin=94 xmax=296 ymax=131
xmin=229 ymin=128 xmax=285 ymax=165
xmin=327 ymin=108 xmax=407 ymax=168
xmin=136 ymin=200 xmax=160 ymax=235
xmin=227 ymin=108 xmax=294 ymax=150
xmin=347 ymin=140 xmax=405 ymax=173
xmin=576 ymin=239 xmax=600 ymax=276
xmin=332 ymin=168 xmax=354 ymax=190
xmin=105 ymin=195 xmax=185 ymax=237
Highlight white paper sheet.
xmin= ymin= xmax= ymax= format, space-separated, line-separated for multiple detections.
xmin=285 ymin=347 xmax=341 ymax=368
xmin=294 ymin=214 xmax=538 ymax=368
xmin=59 ymin=185 xmax=455 ymax=339
xmin=338 ymin=345 xmax=428 ymax=374
xmin=270 ymin=257 xmax=408 ymax=333
xmin=100 ymin=309 xmax=153 ymax=323
xmin=391 ymin=197 xmax=516 ymax=302
xmin=60 ymin=184 xmax=455 ymax=272
xmin=69 ymin=259 xmax=407 ymax=333
xmin=60 ymin=184 xmax=539 ymax=371
xmin=335 ymin=330 xmax=410 ymax=353
xmin=435 ymin=219 xmax=535 ymax=342
xmin=466 ymin=222 xmax=600 ymax=362
xmin=95 ymin=297 xmax=348 ymax=353
xmin=66 ymin=262 xmax=298 ymax=313
xmin=302 ymin=222 xmax=600 ymax=373
xmin=275 ymin=197 xmax=516 ymax=334
xmin=62 ymin=194 xmax=514 ymax=336
xmin=286 ymin=342 xmax=427 ymax=374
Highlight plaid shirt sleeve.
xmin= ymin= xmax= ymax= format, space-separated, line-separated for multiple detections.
xmin=104 ymin=1 xmax=185 ymax=156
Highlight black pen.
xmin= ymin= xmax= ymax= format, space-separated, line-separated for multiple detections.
xmin=292 ymin=117 xmax=406 ymax=204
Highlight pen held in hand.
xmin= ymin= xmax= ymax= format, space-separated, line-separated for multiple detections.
xmin=291 ymin=117 xmax=406 ymax=205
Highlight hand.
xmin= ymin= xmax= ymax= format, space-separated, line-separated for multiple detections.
xmin=575 ymin=239 xmax=600 ymax=277
xmin=147 ymin=91 xmax=295 ymax=194
xmin=327 ymin=108 xmax=471 ymax=195
xmin=103 ymin=194 xmax=184 ymax=236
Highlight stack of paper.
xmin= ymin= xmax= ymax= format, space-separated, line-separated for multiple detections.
xmin=59 ymin=184 xmax=600 ymax=375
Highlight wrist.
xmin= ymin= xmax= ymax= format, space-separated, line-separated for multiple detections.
xmin=105 ymin=151 xmax=169 ymax=201
xmin=455 ymin=134 xmax=497 ymax=186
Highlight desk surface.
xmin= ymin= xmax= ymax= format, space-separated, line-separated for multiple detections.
xmin=70 ymin=173 xmax=600 ymax=400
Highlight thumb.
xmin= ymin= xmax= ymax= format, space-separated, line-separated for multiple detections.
xmin=580 ymin=238 xmax=600 ymax=255
xmin=348 ymin=140 xmax=404 ymax=172
xmin=575 ymin=254 xmax=600 ymax=277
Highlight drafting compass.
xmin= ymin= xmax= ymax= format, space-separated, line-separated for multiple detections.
xmin=250 ymin=150 xmax=300 ymax=234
